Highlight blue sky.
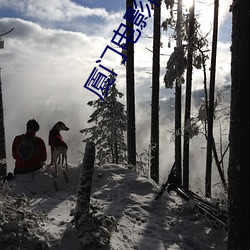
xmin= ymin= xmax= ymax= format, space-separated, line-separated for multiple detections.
xmin=0 ymin=0 xmax=125 ymax=33
xmin=76 ymin=0 xmax=125 ymax=12
xmin=0 ymin=0 xmax=232 ymax=174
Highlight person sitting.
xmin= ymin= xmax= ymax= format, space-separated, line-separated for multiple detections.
xmin=12 ymin=119 xmax=47 ymax=174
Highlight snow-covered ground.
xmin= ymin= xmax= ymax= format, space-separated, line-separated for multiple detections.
xmin=1 ymin=164 xmax=227 ymax=250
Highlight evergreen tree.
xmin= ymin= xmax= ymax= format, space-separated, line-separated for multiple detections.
xmin=163 ymin=1 xmax=210 ymax=187
xmin=150 ymin=0 xmax=161 ymax=184
xmin=183 ymin=0 xmax=195 ymax=190
xmin=126 ymin=0 xmax=136 ymax=166
xmin=205 ymin=0 xmax=219 ymax=198
xmin=80 ymin=75 xmax=127 ymax=166
xmin=228 ymin=0 xmax=250 ymax=248
xmin=0 ymin=69 xmax=6 ymax=177
xmin=0 ymin=28 xmax=14 ymax=177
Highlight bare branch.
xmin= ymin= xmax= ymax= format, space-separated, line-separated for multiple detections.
xmin=0 ymin=28 xmax=14 ymax=37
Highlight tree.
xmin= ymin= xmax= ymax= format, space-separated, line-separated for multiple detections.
xmin=228 ymin=0 xmax=250 ymax=248
xmin=0 ymin=28 xmax=14 ymax=177
xmin=74 ymin=142 xmax=115 ymax=248
xmin=163 ymin=1 xmax=214 ymax=189
xmin=150 ymin=0 xmax=161 ymax=184
xmin=126 ymin=0 xmax=136 ymax=166
xmin=75 ymin=142 xmax=95 ymax=226
xmin=80 ymin=76 xmax=127 ymax=166
xmin=205 ymin=0 xmax=219 ymax=197
xmin=174 ymin=0 xmax=183 ymax=184
xmin=0 ymin=68 xmax=6 ymax=177
xmin=183 ymin=0 xmax=195 ymax=190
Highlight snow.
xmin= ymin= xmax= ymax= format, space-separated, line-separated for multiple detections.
xmin=2 ymin=164 xmax=227 ymax=250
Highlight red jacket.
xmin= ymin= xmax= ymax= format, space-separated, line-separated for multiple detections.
xmin=48 ymin=128 xmax=68 ymax=149
xmin=12 ymin=131 xmax=47 ymax=171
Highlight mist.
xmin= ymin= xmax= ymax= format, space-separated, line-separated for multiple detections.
xmin=0 ymin=2 xmax=231 ymax=194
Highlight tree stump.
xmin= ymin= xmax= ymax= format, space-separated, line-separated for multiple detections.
xmin=73 ymin=142 xmax=116 ymax=249
xmin=74 ymin=142 xmax=95 ymax=227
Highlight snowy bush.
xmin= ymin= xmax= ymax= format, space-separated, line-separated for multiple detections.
xmin=0 ymin=180 xmax=53 ymax=250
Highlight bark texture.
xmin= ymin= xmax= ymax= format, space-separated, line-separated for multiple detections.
xmin=75 ymin=142 xmax=95 ymax=225
xmin=0 ymin=72 xmax=7 ymax=177
xmin=74 ymin=142 xmax=116 ymax=249
xmin=126 ymin=0 xmax=136 ymax=166
xmin=150 ymin=0 xmax=161 ymax=184
xmin=228 ymin=0 xmax=250 ymax=249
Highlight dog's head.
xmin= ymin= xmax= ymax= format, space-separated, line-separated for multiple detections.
xmin=53 ymin=121 xmax=69 ymax=131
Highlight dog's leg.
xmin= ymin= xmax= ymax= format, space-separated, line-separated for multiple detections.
xmin=61 ymin=151 xmax=69 ymax=183
xmin=54 ymin=163 xmax=58 ymax=177
xmin=50 ymin=147 xmax=54 ymax=165
xmin=52 ymin=150 xmax=60 ymax=177
xmin=61 ymin=153 xmax=65 ymax=166
xmin=64 ymin=152 xmax=68 ymax=171
xmin=57 ymin=154 xmax=61 ymax=164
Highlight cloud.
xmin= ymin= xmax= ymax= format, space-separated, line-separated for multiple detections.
xmin=0 ymin=17 xmax=117 ymax=169
xmin=0 ymin=0 xmax=113 ymax=21
xmin=0 ymin=0 xmax=232 ymax=191
xmin=0 ymin=15 xmax=154 ymax=171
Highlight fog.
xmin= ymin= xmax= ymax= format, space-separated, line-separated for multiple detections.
xmin=0 ymin=0 xmax=231 ymax=194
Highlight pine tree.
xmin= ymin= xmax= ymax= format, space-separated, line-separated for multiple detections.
xmin=0 ymin=28 xmax=14 ymax=177
xmin=126 ymin=0 xmax=136 ymax=166
xmin=0 ymin=69 xmax=7 ymax=177
xmin=150 ymin=0 xmax=161 ymax=184
xmin=205 ymin=0 xmax=219 ymax=198
xmin=175 ymin=0 xmax=183 ymax=184
xmin=183 ymin=0 xmax=195 ymax=190
xmin=228 ymin=0 xmax=250 ymax=248
xmin=163 ymin=1 xmax=210 ymax=187
xmin=80 ymin=75 xmax=127 ymax=166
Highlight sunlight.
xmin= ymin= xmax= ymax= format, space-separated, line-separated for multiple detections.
xmin=183 ymin=0 xmax=194 ymax=9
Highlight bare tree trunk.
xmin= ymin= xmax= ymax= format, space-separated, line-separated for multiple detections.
xmin=74 ymin=142 xmax=95 ymax=227
xmin=183 ymin=0 xmax=195 ymax=190
xmin=211 ymin=137 xmax=227 ymax=191
xmin=228 ymin=0 xmax=250 ymax=248
xmin=0 ymin=30 xmax=14 ymax=177
xmin=150 ymin=0 xmax=161 ymax=184
xmin=114 ymin=139 xmax=118 ymax=164
xmin=74 ymin=142 xmax=116 ymax=248
xmin=175 ymin=0 xmax=183 ymax=183
xmin=126 ymin=0 xmax=136 ymax=166
xmin=0 ymin=69 xmax=7 ymax=177
xmin=205 ymin=0 xmax=219 ymax=197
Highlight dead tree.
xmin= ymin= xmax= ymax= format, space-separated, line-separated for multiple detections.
xmin=74 ymin=142 xmax=115 ymax=248
xmin=74 ymin=142 xmax=95 ymax=225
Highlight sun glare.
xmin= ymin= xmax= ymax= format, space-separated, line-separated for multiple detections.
xmin=183 ymin=0 xmax=194 ymax=9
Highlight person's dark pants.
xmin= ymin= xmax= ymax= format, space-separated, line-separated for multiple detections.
xmin=14 ymin=165 xmax=43 ymax=175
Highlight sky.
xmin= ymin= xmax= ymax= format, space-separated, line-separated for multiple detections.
xmin=0 ymin=0 xmax=232 ymax=189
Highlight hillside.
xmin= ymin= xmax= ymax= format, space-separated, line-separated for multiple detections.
xmin=0 ymin=164 xmax=227 ymax=250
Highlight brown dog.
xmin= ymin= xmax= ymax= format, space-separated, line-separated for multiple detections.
xmin=48 ymin=121 xmax=69 ymax=176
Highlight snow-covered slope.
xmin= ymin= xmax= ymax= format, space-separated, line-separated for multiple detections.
xmin=2 ymin=164 xmax=227 ymax=250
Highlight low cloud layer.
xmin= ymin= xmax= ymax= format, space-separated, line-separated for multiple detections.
xmin=0 ymin=1 xmax=232 ymax=193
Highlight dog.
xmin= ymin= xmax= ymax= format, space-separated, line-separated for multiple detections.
xmin=48 ymin=121 xmax=69 ymax=176
xmin=52 ymin=146 xmax=68 ymax=175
